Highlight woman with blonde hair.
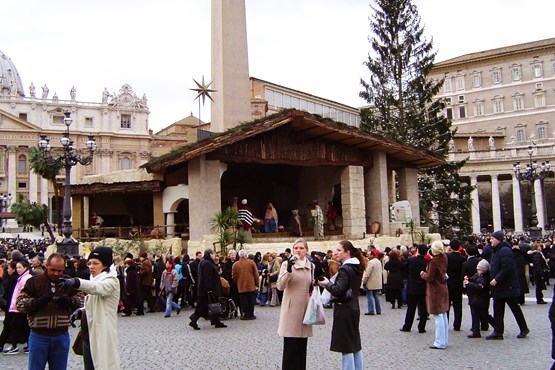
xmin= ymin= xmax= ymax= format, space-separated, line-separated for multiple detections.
xmin=277 ymin=238 xmax=314 ymax=370
xmin=420 ymin=240 xmax=449 ymax=349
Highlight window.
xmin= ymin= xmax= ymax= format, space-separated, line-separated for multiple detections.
xmin=471 ymin=71 xmax=481 ymax=88
xmin=17 ymin=182 xmax=27 ymax=189
xmin=458 ymin=106 xmax=466 ymax=119
xmin=513 ymin=94 xmax=524 ymax=110
xmin=444 ymin=76 xmax=452 ymax=93
xmin=19 ymin=113 xmax=27 ymax=121
xmin=274 ymin=92 xmax=283 ymax=107
xmin=539 ymin=126 xmax=547 ymax=139
xmin=491 ymin=69 xmax=502 ymax=84
xmin=291 ymin=97 xmax=300 ymax=109
xmin=120 ymin=114 xmax=131 ymax=129
xmin=535 ymin=82 xmax=543 ymax=90
xmin=445 ymin=107 xmax=453 ymax=119
xmin=265 ymin=88 xmax=275 ymax=106
xmin=53 ymin=115 xmax=64 ymax=125
xmin=473 ymin=100 xmax=484 ymax=116
xmin=85 ymin=117 xmax=93 ymax=127
xmin=299 ymin=99 xmax=307 ymax=111
xmin=511 ymin=65 xmax=521 ymax=81
xmin=492 ymin=96 xmax=504 ymax=113
xmin=18 ymin=154 xmax=26 ymax=174
xmin=456 ymin=75 xmax=465 ymax=91
xmin=283 ymin=94 xmax=291 ymax=108
xmin=534 ymin=92 xmax=546 ymax=108
xmin=121 ymin=157 xmax=131 ymax=170
xmin=533 ymin=63 xmax=543 ymax=78
xmin=458 ymin=95 xmax=465 ymax=103
xmin=516 ymin=128 xmax=526 ymax=142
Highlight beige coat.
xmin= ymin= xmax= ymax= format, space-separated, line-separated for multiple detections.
xmin=79 ymin=272 xmax=120 ymax=370
xmin=362 ymin=257 xmax=383 ymax=290
xmin=276 ymin=259 xmax=314 ymax=338
xmin=268 ymin=258 xmax=281 ymax=289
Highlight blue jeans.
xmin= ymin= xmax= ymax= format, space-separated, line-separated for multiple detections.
xmin=341 ymin=350 xmax=363 ymax=370
xmin=28 ymin=331 xmax=70 ymax=370
xmin=433 ymin=312 xmax=449 ymax=348
xmin=164 ymin=292 xmax=181 ymax=317
xmin=366 ymin=290 xmax=381 ymax=314
xmin=258 ymin=291 xmax=268 ymax=306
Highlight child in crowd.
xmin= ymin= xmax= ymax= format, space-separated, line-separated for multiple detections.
xmin=463 ymin=259 xmax=491 ymax=338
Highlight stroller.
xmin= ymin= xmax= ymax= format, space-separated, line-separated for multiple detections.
xmin=219 ymin=296 xmax=237 ymax=320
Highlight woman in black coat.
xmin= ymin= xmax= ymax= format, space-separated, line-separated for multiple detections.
xmin=384 ymin=249 xmax=404 ymax=308
xmin=530 ymin=244 xmax=548 ymax=304
xmin=0 ymin=261 xmax=18 ymax=351
xmin=188 ymin=248 xmax=226 ymax=330
xmin=319 ymin=240 xmax=367 ymax=370
xmin=511 ymin=245 xmax=529 ymax=305
xmin=122 ymin=259 xmax=144 ymax=316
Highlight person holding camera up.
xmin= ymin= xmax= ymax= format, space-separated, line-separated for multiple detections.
xmin=277 ymin=238 xmax=315 ymax=370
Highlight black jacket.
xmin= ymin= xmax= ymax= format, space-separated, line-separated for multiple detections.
xmin=384 ymin=260 xmax=404 ymax=290
xmin=405 ymin=255 xmax=427 ymax=296
xmin=490 ymin=241 xmax=520 ymax=299
xmin=462 ymin=256 xmax=481 ymax=280
xmin=447 ymin=251 xmax=467 ymax=292
xmin=465 ymin=271 xmax=490 ymax=307
xmin=197 ymin=258 xmax=222 ymax=298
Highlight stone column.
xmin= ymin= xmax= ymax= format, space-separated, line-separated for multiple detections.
xmin=28 ymin=171 xmax=38 ymax=203
xmin=211 ymin=0 xmax=251 ymax=132
xmin=341 ymin=166 xmax=366 ymax=238
xmin=397 ymin=167 xmax=420 ymax=226
xmin=512 ymin=174 xmax=523 ymax=233
xmin=535 ymin=179 xmax=546 ymax=231
xmin=166 ymin=211 xmax=176 ymax=239
xmin=388 ymin=169 xmax=396 ymax=204
xmin=7 ymin=146 xmax=17 ymax=206
xmin=365 ymin=151 xmax=390 ymax=236
xmin=491 ymin=175 xmax=502 ymax=231
xmin=40 ymin=178 xmax=49 ymax=207
xmin=470 ymin=176 xmax=481 ymax=234
xmin=188 ymin=155 xmax=222 ymax=243
xmin=83 ymin=196 xmax=90 ymax=229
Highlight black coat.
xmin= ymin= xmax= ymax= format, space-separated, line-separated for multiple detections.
xmin=447 ymin=251 xmax=467 ymax=292
xmin=197 ymin=258 xmax=222 ymax=298
xmin=125 ymin=265 xmax=143 ymax=308
xmin=462 ymin=256 xmax=481 ymax=280
xmin=530 ymin=250 xmax=548 ymax=280
xmin=405 ymin=255 xmax=427 ymax=296
xmin=513 ymin=249 xmax=529 ymax=294
xmin=326 ymin=262 xmax=362 ymax=353
xmin=490 ymin=242 xmax=520 ymax=299
xmin=465 ymin=271 xmax=490 ymax=307
xmin=384 ymin=260 xmax=403 ymax=290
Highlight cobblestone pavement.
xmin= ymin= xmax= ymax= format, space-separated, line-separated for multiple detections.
xmin=1 ymin=293 xmax=553 ymax=370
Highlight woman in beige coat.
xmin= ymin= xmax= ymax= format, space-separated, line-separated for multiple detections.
xmin=268 ymin=253 xmax=281 ymax=306
xmin=277 ymin=238 xmax=314 ymax=370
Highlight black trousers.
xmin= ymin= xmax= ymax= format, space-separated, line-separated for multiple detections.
xmin=448 ymin=288 xmax=463 ymax=330
xmin=239 ymin=291 xmax=255 ymax=318
xmin=140 ymin=285 xmax=155 ymax=311
xmin=470 ymin=304 xmax=490 ymax=333
xmin=402 ymin=294 xmax=427 ymax=331
xmin=492 ymin=296 xmax=528 ymax=335
xmin=282 ymin=337 xmax=308 ymax=370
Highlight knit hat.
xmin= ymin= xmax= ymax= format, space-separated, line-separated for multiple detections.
xmin=477 ymin=259 xmax=490 ymax=272
xmin=491 ymin=230 xmax=504 ymax=243
xmin=88 ymin=247 xmax=113 ymax=267
xmin=242 ymin=199 xmax=247 ymax=204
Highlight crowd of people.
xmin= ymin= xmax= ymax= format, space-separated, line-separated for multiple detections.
xmin=0 ymin=230 xmax=554 ymax=369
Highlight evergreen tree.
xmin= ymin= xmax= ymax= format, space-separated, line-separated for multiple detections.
xmin=359 ymin=0 xmax=472 ymax=237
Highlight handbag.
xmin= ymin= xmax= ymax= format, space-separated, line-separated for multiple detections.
xmin=72 ymin=331 xmax=84 ymax=356
xmin=303 ymin=287 xmax=326 ymax=325
xmin=208 ymin=292 xmax=222 ymax=317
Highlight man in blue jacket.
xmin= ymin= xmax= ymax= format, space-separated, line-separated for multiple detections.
xmin=486 ymin=230 xmax=530 ymax=340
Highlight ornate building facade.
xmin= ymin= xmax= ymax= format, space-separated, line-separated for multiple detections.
xmin=0 ymin=49 xmax=152 ymax=222
xmin=430 ymin=38 xmax=555 ymax=234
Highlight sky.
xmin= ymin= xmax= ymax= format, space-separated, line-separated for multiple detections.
xmin=2 ymin=0 xmax=555 ymax=133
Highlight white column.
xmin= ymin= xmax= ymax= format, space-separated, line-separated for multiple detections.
xmin=40 ymin=178 xmax=49 ymax=206
xmin=166 ymin=211 xmax=176 ymax=239
xmin=340 ymin=166 xmax=366 ymax=238
xmin=83 ymin=196 xmax=90 ymax=229
xmin=535 ymin=180 xmax=546 ymax=230
xmin=7 ymin=146 xmax=17 ymax=208
xmin=491 ymin=175 xmax=502 ymax=231
xmin=470 ymin=176 xmax=481 ymax=234
xmin=512 ymin=175 xmax=523 ymax=233
xmin=28 ymin=171 xmax=38 ymax=203
xmin=397 ymin=167 xmax=420 ymax=226
xmin=365 ymin=152 xmax=390 ymax=236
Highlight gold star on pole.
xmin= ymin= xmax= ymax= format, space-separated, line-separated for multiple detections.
xmin=190 ymin=76 xmax=217 ymax=105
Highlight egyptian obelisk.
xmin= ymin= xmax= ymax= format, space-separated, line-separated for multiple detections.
xmin=211 ymin=0 xmax=252 ymax=133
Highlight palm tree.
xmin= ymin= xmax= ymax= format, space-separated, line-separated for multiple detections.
xmin=28 ymin=146 xmax=62 ymax=238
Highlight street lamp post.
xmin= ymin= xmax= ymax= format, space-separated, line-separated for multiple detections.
xmin=38 ymin=111 xmax=96 ymax=255
xmin=513 ymin=145 xmax=550 ymax=239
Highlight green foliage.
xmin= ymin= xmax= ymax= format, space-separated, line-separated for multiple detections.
xmin=10 ymin=194 xmax=48 ymax=229
xmin=360 ymin=0 xmax=472 ymax=238
xmin=210 ymin=207 xmax=241 ymax=253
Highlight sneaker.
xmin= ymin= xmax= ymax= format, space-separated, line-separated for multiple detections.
xmin=4 ymin=347 xmax=19 ymax=355
xmin=517 ymin=329 xmax=530 ymax=339
xmin=23 ymin=347 xmax=29 ymax=354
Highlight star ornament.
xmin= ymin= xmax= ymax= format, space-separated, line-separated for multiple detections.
xmin=190 ymin=76 xmax=217 ymax=105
